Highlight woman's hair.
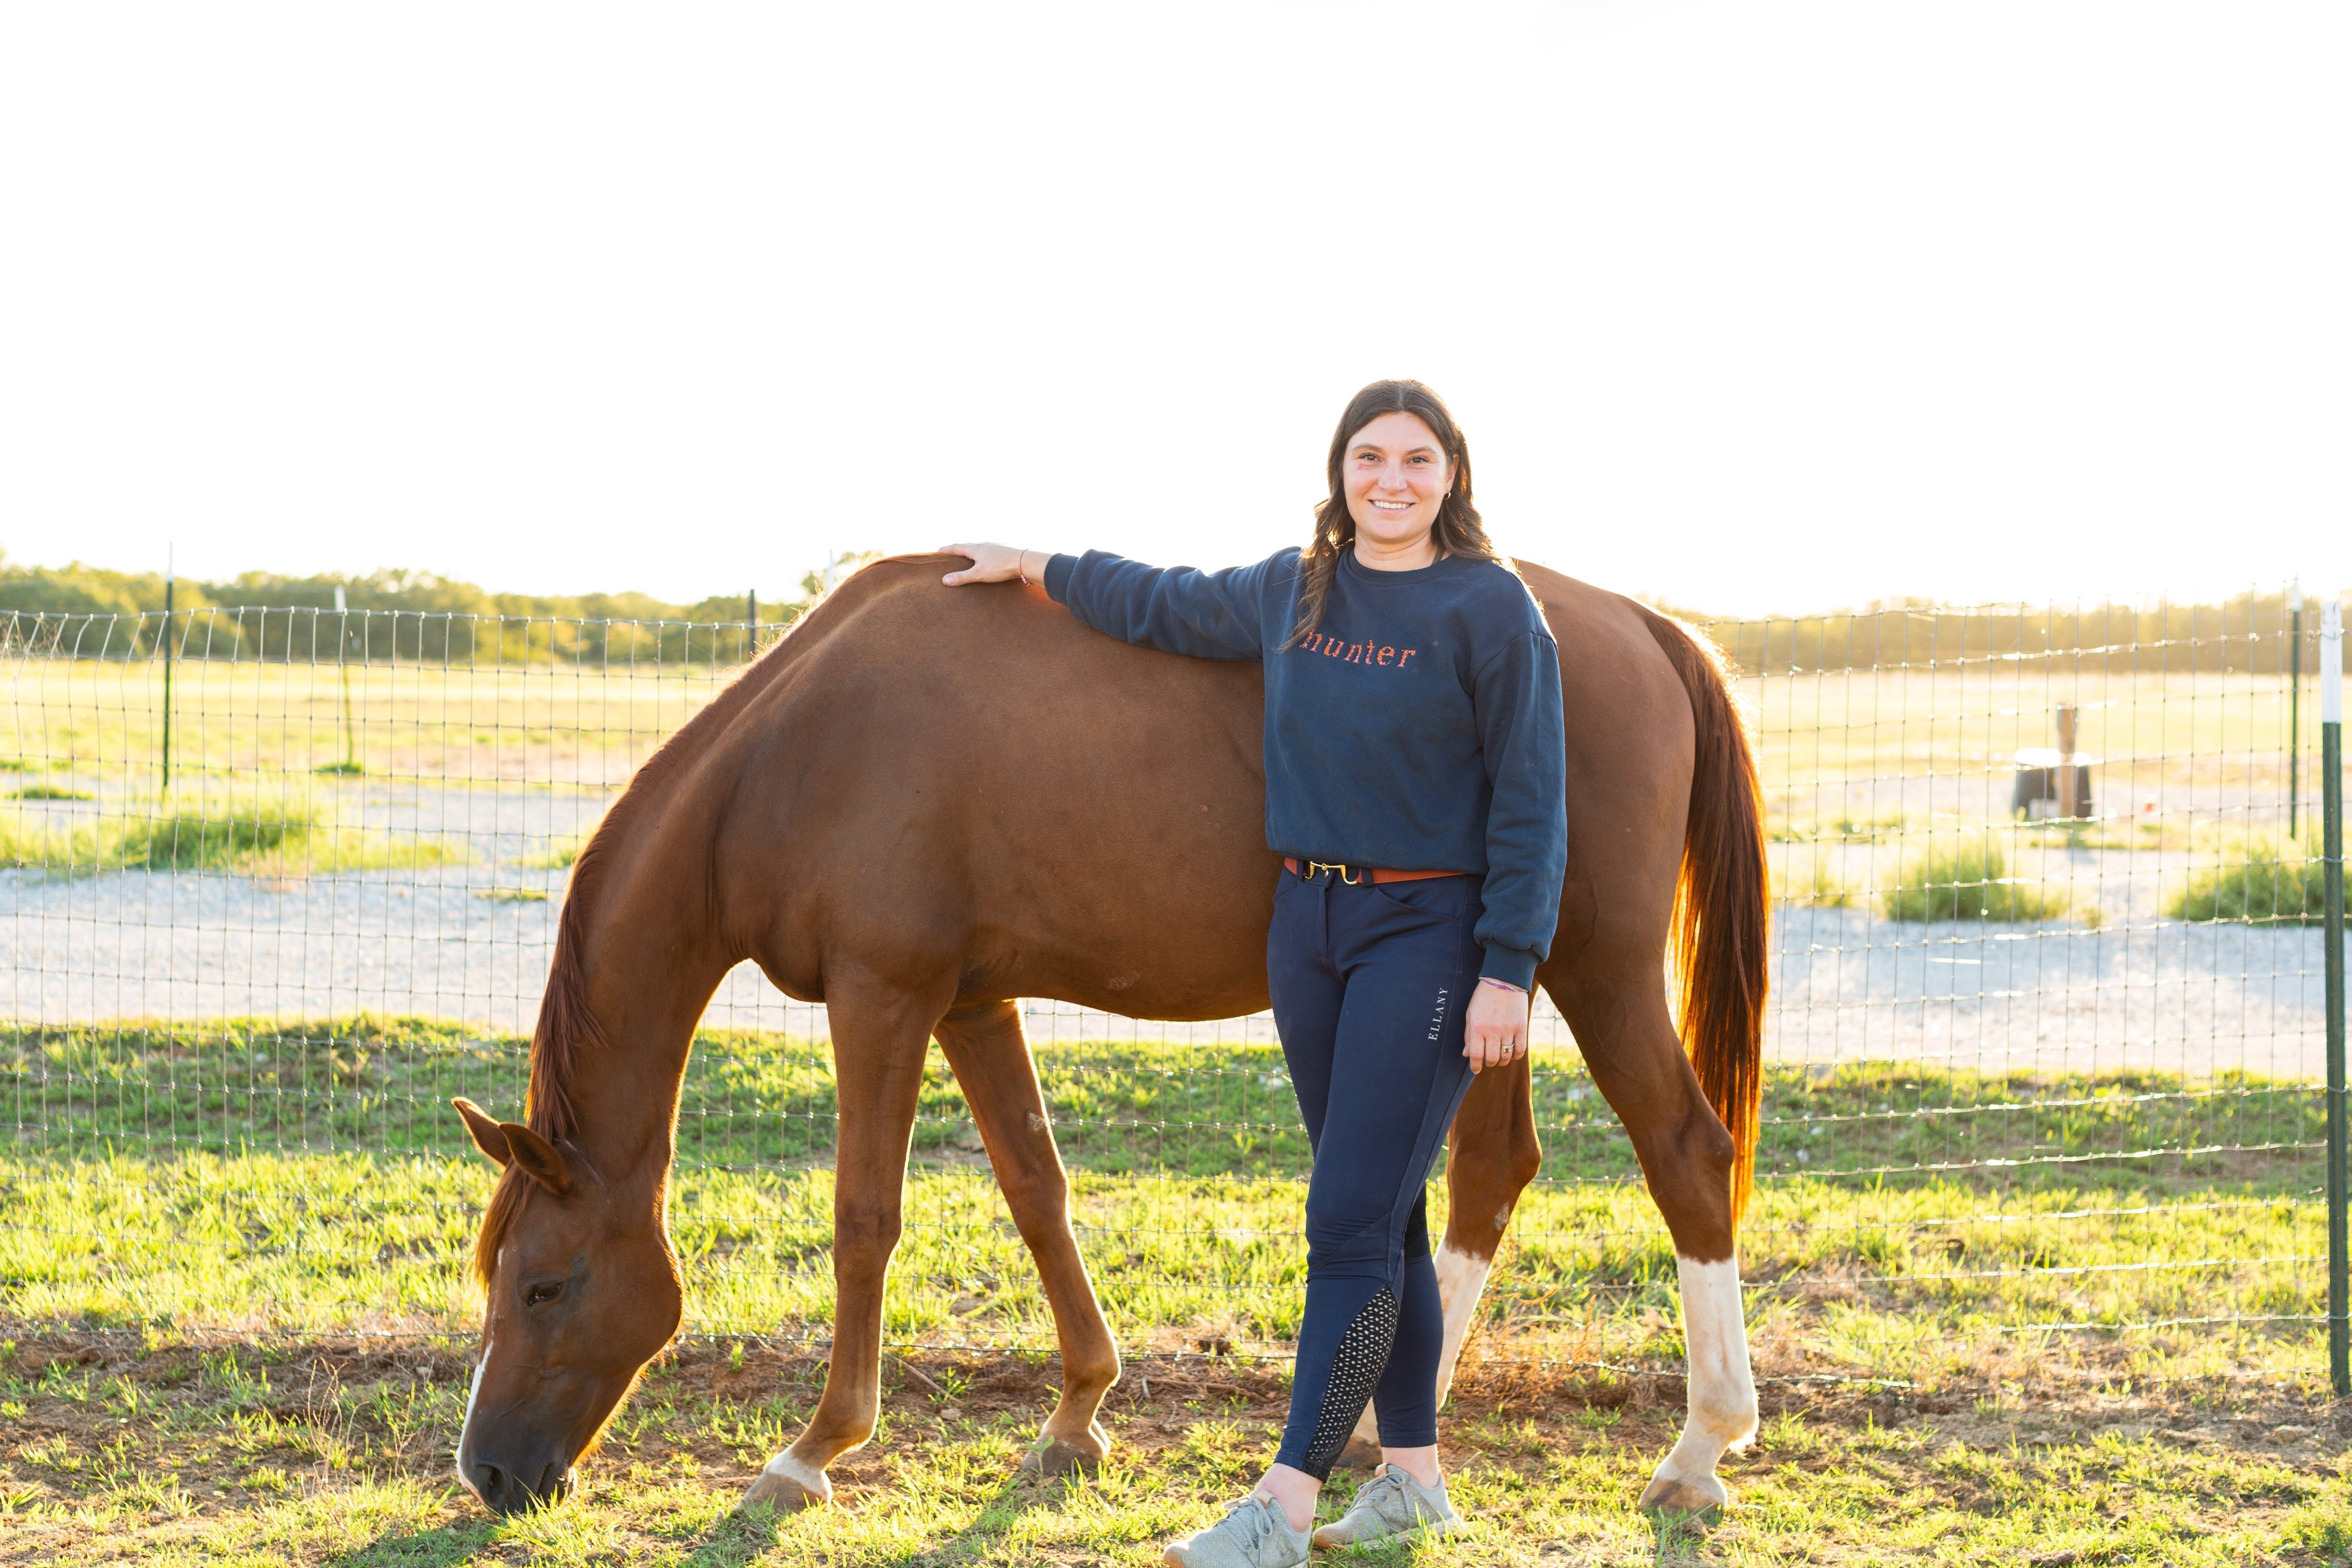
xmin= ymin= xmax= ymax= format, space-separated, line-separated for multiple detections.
xmin=1286 ymin=379 xmax=1509 ymax=647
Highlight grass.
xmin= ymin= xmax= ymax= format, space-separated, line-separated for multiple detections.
xmin=1776 ymin=849 xmax=1857 ymax=908
xmin=1770 ymin=811 xmax=1909 ymax=845
xmin=6 ymin=783 xmax=94 ymax=801
xmin=0 ymin=788 xmax=466 ymax=877
xmin=518 ymin=833 xmax=586 ymax=870
xmin=1881 ymin=832 xmax=2069 ymax=923
xmin=0 ymin=1017 xmax=2334 ymax=1561
xmin=0 ymin=659 xmax=734 ymax=786
xmin=0 ymin=1329 xmax=2345 ymax=1568
xmin=0 ymin=1018 xmax=2322 ymax=1360
xmin=2168 ymin=832 xmax=2326 ymax=925
xmin=1 ymin=662 xmax=2311 ymax=819
xmin=1746 ymin=671 xmax=2305 ymax=811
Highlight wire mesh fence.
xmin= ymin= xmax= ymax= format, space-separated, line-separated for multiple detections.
xmin=0 ymin=593 xmax=2333 ymax=1389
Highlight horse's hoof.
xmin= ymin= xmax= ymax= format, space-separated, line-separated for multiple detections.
xmin=1018 ymin=1438 xmax=1103 ymax=1478
xmin=1639 ymin=1474 xmax=1726 ymax=1518
xmin=1334 ymin=1434 xmax=1384 ymax=1472
xmin=742 ymin=1456 xmax=832 ymax=1514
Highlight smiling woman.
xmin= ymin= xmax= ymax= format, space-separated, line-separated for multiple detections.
xmin=943 ymin=380 xmax=1583 ymax=1565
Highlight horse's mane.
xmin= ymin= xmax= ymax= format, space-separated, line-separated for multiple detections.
xmin=471 ymin=562 xmax=915 ymax=1286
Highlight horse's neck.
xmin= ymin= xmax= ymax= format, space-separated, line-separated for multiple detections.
xmin=552 ymin=809 xmax=740 ymax=1180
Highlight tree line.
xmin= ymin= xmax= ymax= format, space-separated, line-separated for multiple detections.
xmin=1649 ymin=589 xmax=2322 ymax=677
xmin=0 ymin=554 xmax=2320 ymax=674
xmin=0 ymin=554 xmax=874 ymax=663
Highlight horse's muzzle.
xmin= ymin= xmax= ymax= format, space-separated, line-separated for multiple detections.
xmin=460 ymin=1448 xmax=574 ymax=1514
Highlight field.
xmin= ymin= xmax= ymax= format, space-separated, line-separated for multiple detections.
xmin=0 ymin=660 xmax=2312 ymax=804
xmin=0 ymin=640 xmax=2337 ymax=1563
xmin=2 ymin=1018 xmax=2343 ymax=1564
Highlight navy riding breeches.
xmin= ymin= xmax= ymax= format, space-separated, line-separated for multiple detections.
xmin=1266 ymin=863 xmax=1483 ymax=1479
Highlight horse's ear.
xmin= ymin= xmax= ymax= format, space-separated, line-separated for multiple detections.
xmin=453 ymin=1098 xmax=511 ymax=1167
xmin=499 ymin=1121 xmax=576 ymax=1197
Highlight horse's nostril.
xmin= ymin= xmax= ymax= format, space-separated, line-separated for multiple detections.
xmin=469 ymin=1461 xmax=504 ymax=1504
xmin=537 ymin=1462 xmax=571 ymax=1502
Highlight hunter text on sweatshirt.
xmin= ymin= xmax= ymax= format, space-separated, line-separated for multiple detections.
xmin=1043 ymin=545 xmax=1568 ymax=989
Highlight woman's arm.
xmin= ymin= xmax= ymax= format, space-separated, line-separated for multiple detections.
xmin=1458 ymin=630 xmax=1566 ymax=1075
xmin=1469 ymin=630 xmax=1569 ymax=984
xmin=942 ymin=542 xmax=1270 ymax=661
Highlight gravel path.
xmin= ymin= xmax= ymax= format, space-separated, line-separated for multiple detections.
xmin=0 ymin=863 xmax=2325 ymax=1080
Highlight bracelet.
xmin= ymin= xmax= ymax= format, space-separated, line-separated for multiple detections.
xmin=1478 ymin=976 xmax=1527 ymax=996
xmin=1018 ymin=551 xmax=1036 ymax=586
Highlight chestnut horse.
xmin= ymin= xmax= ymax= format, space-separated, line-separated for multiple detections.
xmin=448 ymin=553 xmax=1767 ymax=1519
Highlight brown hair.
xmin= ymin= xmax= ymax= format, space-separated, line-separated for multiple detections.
xmin=1286 ymin=379 xmax=1508 ymax=646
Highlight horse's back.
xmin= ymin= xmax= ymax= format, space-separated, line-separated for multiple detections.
xmin=723 ymin=554 xmax=1693 ymax=1009
xmin=719 ymin=556 xmax=1277 ymax=1016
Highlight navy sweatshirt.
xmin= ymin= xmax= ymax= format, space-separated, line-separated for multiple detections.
xmin=1045 ymin=546 xmax=1568 ymax=989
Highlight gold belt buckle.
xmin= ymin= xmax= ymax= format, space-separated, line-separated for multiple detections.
xmin=1308 ymin=860 xmax=1361 ymax=886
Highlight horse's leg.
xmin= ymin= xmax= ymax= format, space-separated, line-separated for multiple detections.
xmin=1335 ymin=1053 xmax=1541 ymax=1468
xmin=744 ymin=978 xmax=941 ymax=1513
xmin=1563 ymin=959 xmax=1756 ymax=1514
xmin=933 ymin=998 xmax=1120 ymax=1477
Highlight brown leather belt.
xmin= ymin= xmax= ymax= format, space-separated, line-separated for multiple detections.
xmin=1283 ymin=856 xmax=1463 ymax=887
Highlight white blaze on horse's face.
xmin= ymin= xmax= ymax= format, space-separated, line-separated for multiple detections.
xmin=1344 ymin=410 xmax=1454 ymax=561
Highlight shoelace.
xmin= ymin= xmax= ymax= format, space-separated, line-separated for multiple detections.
xmin=1354 ymin=1469 xmax=1410 ymax=1524
xmin=1223 ymin=1496 xmax=1283 ymax=1559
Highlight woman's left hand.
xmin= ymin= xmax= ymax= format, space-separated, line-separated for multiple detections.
xmin=1462 ymin=978 xmax=1530 ymax=1074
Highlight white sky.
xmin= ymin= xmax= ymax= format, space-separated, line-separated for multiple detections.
xmin=2 ymin=2 xmax=2344 ymax=615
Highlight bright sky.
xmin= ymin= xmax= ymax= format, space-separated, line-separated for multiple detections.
xmin=2 ymin=3 xmax=2344 ymax=615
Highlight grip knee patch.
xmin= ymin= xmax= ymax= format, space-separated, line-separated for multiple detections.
xmin=1301 ymin=1286 xmax=1399 ymax=1480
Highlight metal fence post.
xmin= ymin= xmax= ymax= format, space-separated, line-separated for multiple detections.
xmin=2323 ymin=592 xmax=2346 ymax=1395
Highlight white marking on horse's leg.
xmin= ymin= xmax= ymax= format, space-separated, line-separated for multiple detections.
xmin=1643 ymin=1256 xmax=1758 ymax=1511
xmin=1428 ymin=1242 xmax=1493 ymax=1409
xmin=755 ymin=1448 xmax=834 ymax=1505
xmin=1345 ymin=1242 xmax=1495 ymax=1454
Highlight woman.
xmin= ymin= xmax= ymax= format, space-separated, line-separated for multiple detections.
xmin=943 ymin=379 xmax=1566 ymax=1567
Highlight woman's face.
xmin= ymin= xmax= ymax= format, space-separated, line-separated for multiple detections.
xmin=1343 ymin=411 xmax=1454 ymax=554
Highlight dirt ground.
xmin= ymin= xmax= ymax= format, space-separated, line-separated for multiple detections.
xmin=4 ymin=1324 xmax=2347 ymax=1565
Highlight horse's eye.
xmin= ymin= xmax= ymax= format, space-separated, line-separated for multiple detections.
xmin=523 ymin=1280 xmax=564 ymax=1306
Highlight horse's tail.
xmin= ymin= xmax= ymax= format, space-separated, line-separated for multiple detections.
xmin=1635 ymin=605 xmax=1770 ymax=1226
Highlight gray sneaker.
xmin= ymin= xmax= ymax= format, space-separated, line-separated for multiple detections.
xmin=1162 ymin=1493 xmax=1311 ymax=1568
xmin=1310 ymin=1463 xmax=1462 ymax=1549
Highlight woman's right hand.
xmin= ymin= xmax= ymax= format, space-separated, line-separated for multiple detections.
xmin=939 ymin=543 xmax=1044 ymax=586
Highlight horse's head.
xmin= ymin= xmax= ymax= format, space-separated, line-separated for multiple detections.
xmin=450 ymin=1096 xmax=682 ymax=1514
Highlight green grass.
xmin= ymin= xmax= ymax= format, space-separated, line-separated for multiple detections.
xmin=0 ymin=660 xmax=728 ymax=785
xmin=0 ymin=1019 xmax=2322 ymax=1364
xmin=0 ymin=789 xmax=466 ymax=876
xmin=6 ymin=783 xmax=94 ymax=801
xmin=0 ymin=1018 xmax=2332 ymax=1562
xmin=2168 ymin=833 xmax=2325 ymax=925
xmin=1776 ymin=849 xmax=1857 ymax=908
xmin=518 ymin=833 xmax=586 ymax=870
xmin=1881 ymin=833 xmax=2069 ymax=922
xmin=1770 ymin=811 xmax=1909 ymax=845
